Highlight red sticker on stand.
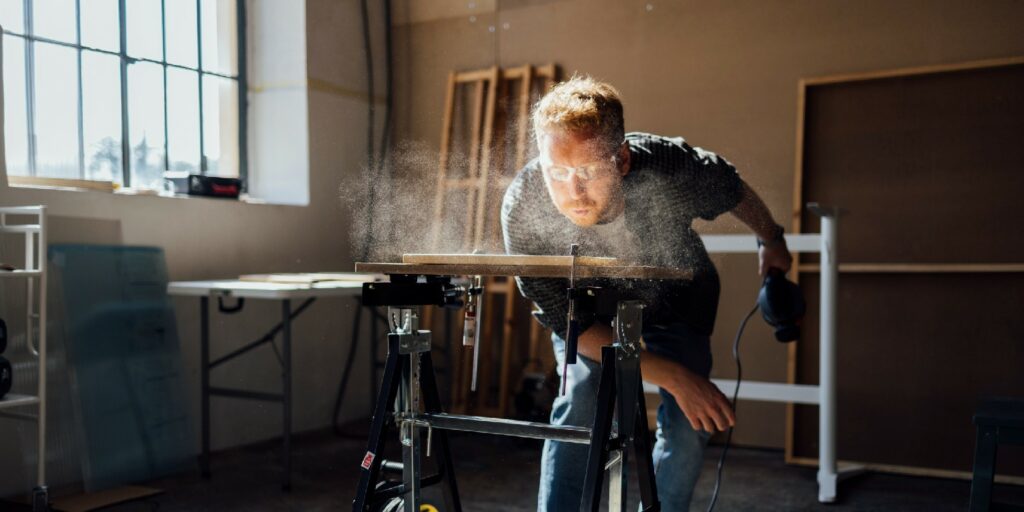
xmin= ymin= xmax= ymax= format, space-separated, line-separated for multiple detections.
xmin=361 ymin=451 xmax=375 ymax=470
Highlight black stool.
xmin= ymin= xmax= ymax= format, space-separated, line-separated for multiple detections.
xmin=970 ymin=397 xmax=1024 ymax=511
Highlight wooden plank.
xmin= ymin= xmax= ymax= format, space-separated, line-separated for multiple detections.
xmin=468 ymin=80 xmax=486 ymax=180
xmin=787 ymin=456 xmax=1024 ymax=486
xmin=356 ymin=261 xmax=693 ymax=280
xmin=473 ymin=66 xmax=501 ymax=250
xmin=515 ymin=65 xmax=533 ymax=171
xmin=799 ymin=263 xmax=1024 ymax=273
xmin=431 ymin=71 xmax=458 ymax=250
xmin=442 ymin=178 xmax=481 ymax=189
xmin=455 ymin=68 xmax=497 ymax=82
xmin=500 ymin=67 xmax=528 ymax=80
xmin=801 ymin=55 xmax=1024 ymax=87
xmin=785 ymin=76 xmax=808 ymax=464
xmin=402 ymin=253 xmax=621 ymax=267
xmin=52 ymin=486 xmax=163 ymax=512
xmin=497 ymin=279 xmax=517 ymax=415
xmin=8 ymin=175 xmax=115 ymax=192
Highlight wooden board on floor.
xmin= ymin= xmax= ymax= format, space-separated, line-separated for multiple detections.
xmin=52 ymin=486 xmax=163 ymax=512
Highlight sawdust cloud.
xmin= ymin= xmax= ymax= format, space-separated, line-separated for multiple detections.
xmin=342 ymin=140 xmax=493 ymax=264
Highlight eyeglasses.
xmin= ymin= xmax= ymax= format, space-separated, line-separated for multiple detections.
xmin=542 ymin=155 xmax=618 ymax=182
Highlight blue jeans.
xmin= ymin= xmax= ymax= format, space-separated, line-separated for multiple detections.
xmin=538 ymin=323 xmax=713 ymax=512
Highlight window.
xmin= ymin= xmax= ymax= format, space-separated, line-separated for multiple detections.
xmin=1 ymin=0 xmax=247 ymax=190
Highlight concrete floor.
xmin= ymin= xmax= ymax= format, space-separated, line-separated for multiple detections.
xmin=79 ymin=426 xmax=1024 ymax=512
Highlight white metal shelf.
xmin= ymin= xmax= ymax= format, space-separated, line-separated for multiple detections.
xmin=694 ymin=209 xmax=856 ymax=503
xmin=0 ymin=270 xmax=43 ymax=278
xmin=0 ymin=225 xmax=42 ymax=234
xmin=0 ymin=204 xmax=48 ymax=497
xmin=0 ymin=394 xmax=41 ymax=410
xmin=0 ymin=206 xmax=46 ymax=214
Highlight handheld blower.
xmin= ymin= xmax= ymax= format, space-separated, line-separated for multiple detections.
xmin=758 ymin=268 xmax=806 ymax=343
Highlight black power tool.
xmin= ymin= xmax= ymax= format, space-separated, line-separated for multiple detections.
xmin=757 ymin=268 xmax=806 ymax=342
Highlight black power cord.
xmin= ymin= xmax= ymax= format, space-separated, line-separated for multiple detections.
xmin=706 ymin=301 xmax=760 ymax=512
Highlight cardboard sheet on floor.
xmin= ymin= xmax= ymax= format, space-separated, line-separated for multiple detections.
xmin=51 ymin=486 xmax=163 ymax=512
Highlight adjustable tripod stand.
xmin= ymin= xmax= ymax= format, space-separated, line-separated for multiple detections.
xmin=352 ymin=274 xmax=661 ymax=512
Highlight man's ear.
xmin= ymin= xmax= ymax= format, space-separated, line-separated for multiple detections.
xmin=617 ymin=142 xmax=631 ymax=177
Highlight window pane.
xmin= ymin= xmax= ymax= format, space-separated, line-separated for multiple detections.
xmin=165 ymin=0 xmax=197 ymax=67
xmin=166 ymin=67 xmax=199 ymax=173
xmin=33 ymin=0 xmax=76 ymax=43
xmin=200 ymin=0 xmax=236 ymax=75
xmin=127 ymin=61 xmax=165 ymax=188
xmin=201 ymin=74 xmax=237 ymax=176
xmin=0 ymin=0 xmax=25 ymax=34
xmin=82 ymin=51 xmax=122 ymax=183
xmin=81 ymin=0 xmax=120 ymax=52
xmin=2 ymin=35 xmax=29 ymax=175
xmin=34 ymin=42 xmax=79 ymax=178
xmin=126 ymin=0 xmax=162 ymax=61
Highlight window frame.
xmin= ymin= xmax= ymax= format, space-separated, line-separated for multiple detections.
xmin=1 ymin=0 xmax=248 ymax=190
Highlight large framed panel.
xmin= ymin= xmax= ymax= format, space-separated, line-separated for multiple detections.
xmin=790 ymin=57 xmax=1024 ymax=478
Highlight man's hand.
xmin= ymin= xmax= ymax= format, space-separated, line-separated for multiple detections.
xmin=758 ymin=239 xmax=793 ymax=277
xmin=667 ymin=366 xmax=736 ymax=433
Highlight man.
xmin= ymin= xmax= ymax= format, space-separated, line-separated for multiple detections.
xmin=501 ymin=76 xmax=793 ymax=511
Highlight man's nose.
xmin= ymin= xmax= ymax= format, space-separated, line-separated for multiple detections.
xmin=567 ymin=174 xmax=587 ymax=199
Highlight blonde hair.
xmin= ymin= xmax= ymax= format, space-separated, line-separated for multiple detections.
xmin=531 ymin=75 xmax=625 ymax=154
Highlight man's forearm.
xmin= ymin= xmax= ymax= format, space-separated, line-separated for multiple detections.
xmin=575 ymin=323 xmax=684 ymax=392
xmin=573 ymin=319 xmax=735 ymax=432
xmin=730 ymin=181 xmax=783 ymax=241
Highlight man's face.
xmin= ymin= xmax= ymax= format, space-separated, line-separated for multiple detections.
xmin=538 ymin=131 xmax=629 ymax=227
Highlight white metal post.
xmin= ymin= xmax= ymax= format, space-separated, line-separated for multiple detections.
xmin=36 ymin=207 xmax=47 ymax=488
xmin=817 ymin=209 xmax=838 ymax=503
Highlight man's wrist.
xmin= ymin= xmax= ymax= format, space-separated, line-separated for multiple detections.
xmin=757 ymin=224 xmax=786 ymax=248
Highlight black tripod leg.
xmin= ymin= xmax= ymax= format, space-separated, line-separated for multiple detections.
xmin=421 ymin=351 xmax=463 ymax=512
xmin=632 ymin=383 xmax=660 ymax=512
xmin=580 ymin=346 xmax=618 ymax=512
xmin=352 ymin=334 xmax=403 ymax=512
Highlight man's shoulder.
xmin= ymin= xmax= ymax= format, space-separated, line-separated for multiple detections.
xmin=626 ymin=132 xmax=692 ymax=158
xmin=626 ymin=131 xmax=731 ymax=171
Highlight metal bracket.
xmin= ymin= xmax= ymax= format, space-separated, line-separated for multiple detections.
xmin=614 ymin=300 xmax=644 ymax=358
xmin=397 ymin=331 xmax=432 ymax=354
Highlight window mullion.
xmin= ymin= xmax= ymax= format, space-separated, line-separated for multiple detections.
xmin=118 ymin=0 xmax=131 ymax=187
xmin=196 ymin=0 xmax=205 ymax=174
xmin=161 ymin=0 xmax=169 ymax=174
xmin=237 ymin=0 xmax=247 ymax=190
xmin=23 ymin=0 xmax=37 ymax=177
xmin=75 ymin=0 xmax=85 ymax=179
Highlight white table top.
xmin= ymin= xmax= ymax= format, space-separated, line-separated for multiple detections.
xmin=168 ymin=279 xmax=367 ymax=300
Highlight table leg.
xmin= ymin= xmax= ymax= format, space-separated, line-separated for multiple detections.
xmin=282 ymin=299 xmax=292 ymax=491
xmin=200 ymin=296 xmax=211 ymax=478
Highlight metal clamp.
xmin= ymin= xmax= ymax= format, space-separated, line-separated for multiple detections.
xmin=398 ymin=416 xmax=434 ymax=457
xmin=562 ymin=244 xmax=581 ymax=395
xmin=614 ymin=301 xmax=644 ymax=358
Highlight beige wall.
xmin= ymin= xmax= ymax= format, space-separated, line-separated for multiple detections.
xmin=390 ymin=0 xmax=1024 ymax=448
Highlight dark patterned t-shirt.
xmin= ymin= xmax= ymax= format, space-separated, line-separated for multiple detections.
xmin=501 ymin=132 xmax=744 ymax=339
